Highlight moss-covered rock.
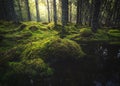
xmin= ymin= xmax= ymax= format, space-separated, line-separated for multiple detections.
xmin=21 ymin=37 xmax=85 ymax=62
xmin=3 ymin=58 xmax=53 ymax=86
xmin=41 ymin=38 xmax=85 ymax=62
xmin=8 ymin=58 xmax=53 ymax=76
xmin=108 ymin=29 xmax=120 ymax=38
xmin=80 ymin=28 xmax=93 ymax=37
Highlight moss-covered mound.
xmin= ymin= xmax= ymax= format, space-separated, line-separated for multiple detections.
xmin=41 ymin=38 xmax=85 ymax=62
xmin=80 ymin=28 xmax=93 ymax=37
xmin=8 ymin=58 xmax=53 ymax=76
xmin=21 ymin=37 xmax=84 ymax=61
xmin=3 ymin=58 xmax=53 ymax=86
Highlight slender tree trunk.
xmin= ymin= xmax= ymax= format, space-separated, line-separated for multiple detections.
xmin=0 ymin=0 xmax=5 ymax=20
xmin=89 ymin=0 xmax=93 ymax=26
xmin=69 ymin=1 xmax=72 ymax=23
xmin=50 ymin=0 xmax=53 ymax=22
xmin=76 ymin=0 xmax=82 ymax=25
xmin=25 ymin=0 xmax=31 ymax=21
xmin=61 ymin=0 xmax=68 ymax=26
xmin=53 ymin=0 xmax=57 ymax=25
xmin=47 ymin=0 xmax=50 ymax=23
xmin=17 ymin=0 xmax=23 ymax=21
xmin=92 ymin=0 xmax=101 ymax=32
xmin=35 ymin=0 xmax=40 ymax=22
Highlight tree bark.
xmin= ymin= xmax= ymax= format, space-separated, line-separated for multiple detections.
xmin=69 ymin=1 xmax=72 ymax=23
xmin=53 ymin=0 xmax=57 ymax=25
xmin=25 ymin=0 xmax=31 ymax=21
xmin=35 ymin=0 xmax=40 ymax=22
xmin=76 ymin=0 xmax=82 ymax=25
xmin=17 ymin=0 xmax=23 ymax=21
xmin=61 ymin=0 xmax=68 ymax=26
xmin=47 ymin=0 xmax=50 ymax=23
xmin=92 ymin=0 xmax=101 ymax=32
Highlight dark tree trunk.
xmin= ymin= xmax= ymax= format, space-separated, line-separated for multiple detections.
xmin=53 ymin=0 xmax=57 ymax=25
xmin=76 ymin=0 xmax=82 ymax=25
xmin=69 ymin=1 xmax=72 ymax=23
xmin=61 ymin=0 xmax=68 ymax=26
xmin=92 ymin=0 xmax=101 ymax=32
xmin=35 ymin=0 xmax=40 ymax=22
xmin=47 ymin=0 xmax=50 ymax=23
xmin=0 ymin=0 xmax=6 ymax=20
xmin=17 ymin=0 xmax=23 ymax=21
xmin=5 ymin=0 xmax=18 ymax=22
xmin=25 ymin=0 xmax=31 ymax=21
xmin=113 ymin=0 xmax=120 ymax=27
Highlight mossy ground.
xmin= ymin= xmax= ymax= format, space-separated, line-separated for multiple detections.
xmin=0 ymin=21 xmax=120 ymax=86
xmin=0 ymin=21 xmax=120 ymax=62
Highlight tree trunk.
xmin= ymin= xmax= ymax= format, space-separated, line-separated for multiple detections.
xmin=35 ymin=0 xmax=40 ymax=22
xmin=17 ymin=0 xmax=23 ymax=21
xmin=0 ymin=0 xmax=6 ymax=20
xmin=25 ymin=0 xmax=31 ymax=21
xmin=53 ymin=0 xmax=57 ymax=25
xmin=6 ymin=0 xmax=18 ymax=22
xmin=76 ymin=0 xmax=82 ymax=25
xmin=69 ymin=1 xmax=72 ymax=23
xmin=61 ymin=0 xmax=68 ymax=26
xmin=92 ymin=0 xmax=101 ymax=32
xmin=47 ymin=0 xmax=50 ymax=23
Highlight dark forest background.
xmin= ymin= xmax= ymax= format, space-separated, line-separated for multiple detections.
xmin=0 ymin=0 xmax=120 ymax=31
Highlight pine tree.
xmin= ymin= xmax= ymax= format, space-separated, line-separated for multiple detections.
xmin=35 ymin=0 xmax=40 ymax=22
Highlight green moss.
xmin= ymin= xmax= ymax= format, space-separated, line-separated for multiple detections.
xmin=109 ymin=41 xmax=120 ymax=45
xmin=92 ymin=30 xmax=109 ymax=41
xmin=3 ymin=58 xmax=53 ymax=84
xmin=40 ymin=38 xmax=85 ymax=62
xmin=80 ymin=28 xmax=93 ymax=37
xmin=1 ymin=45 xmax=25 ymax=63
xmin=21 ymin=37 xmax=56 ymax=59
xmin=47 ymin=22 xmax=55 ymax=29
xmin=8 ymin=58 xmax=53 ymax=76
xmin=108 ymin=29 xmax=120 ymax=39
xmin=108 ymin=29 xmax=120 ymax=33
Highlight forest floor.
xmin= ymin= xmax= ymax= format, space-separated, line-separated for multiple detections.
xmin=0 ymin=21 xmax=120 ymax=54
xmin=0 ymin=21 xmax=120 ymax=63
xmin=0 ymin=21 xmax=120 ymax=86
